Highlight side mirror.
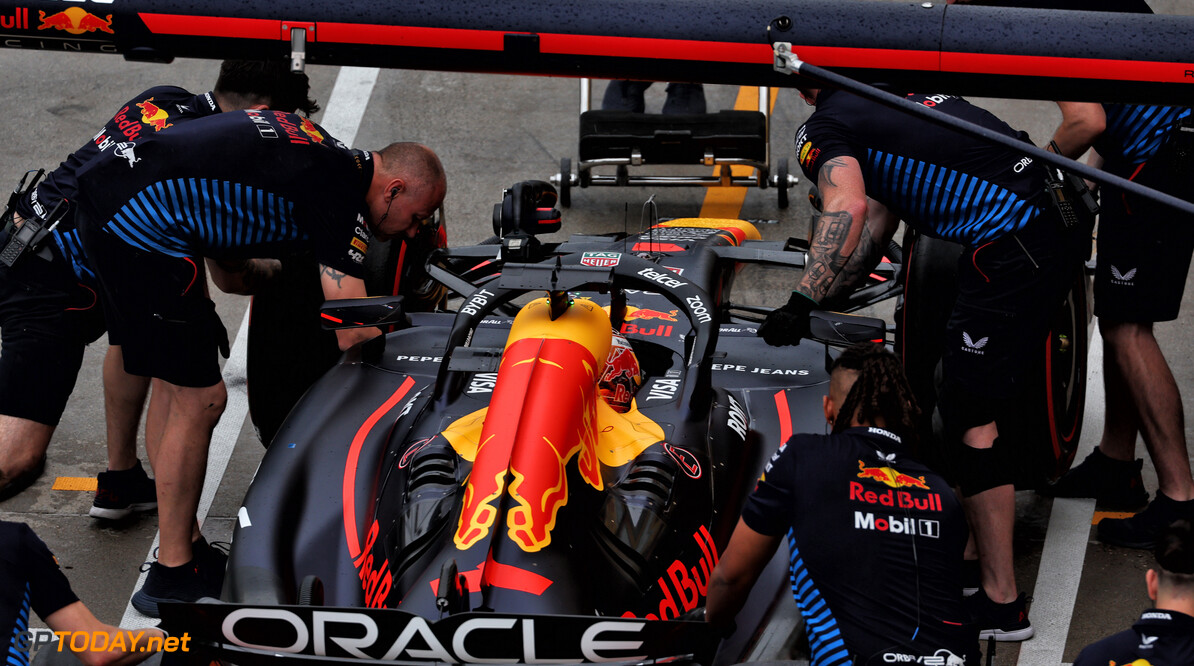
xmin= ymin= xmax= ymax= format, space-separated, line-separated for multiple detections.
xmin=808 ymin=310 xmax=886 ymax=345
xmin=320 ymin=295 xmax=409 ymax=330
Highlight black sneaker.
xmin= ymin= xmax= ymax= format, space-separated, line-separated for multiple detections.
xmin=1098 ymin=491 xmax=1194 ymax=549
xmin=193 ymin=536 xmax=229 ymax=598
xmin=132 ymin=554 xmax=221 ymax=618
xmin=962 ymin=559 xmax=980 ymax=597
xmin=966 ymin=589 xmax=1033 ymax=642
xmin=1039 ymin=449 xmax=1149 ymax=510
xmin=90 ymin=459 xmax=157 ymax=520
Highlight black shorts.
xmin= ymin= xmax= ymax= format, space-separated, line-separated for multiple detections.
xmin=79 ymin=219 xmax=225 ymax=388
xmin=1094 ymin=159 xmax=1194 ymax=323
xmin=940 ymin=209 xmax=1086 ymax=427
xmin=0 ymin=242 xmax=106 ymax=426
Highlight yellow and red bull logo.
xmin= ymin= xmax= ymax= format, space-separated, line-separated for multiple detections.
xmin=624 ymin=307 xmax=679 ymax=322
xmin=38 ymin=7 xmax=113 ymax=35
xmin=299 ymin=117 xmax=325 ymax=144
xmin=856 ymin=460 xmax=930 ymax=490
xmin=136 ymin=98 xmax=172 ymax=132
xmin=454 ymin=298 xmax=611 ymax=553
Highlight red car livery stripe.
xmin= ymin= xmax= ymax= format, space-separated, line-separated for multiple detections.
xmin=942 ymin=51 xmax=1188 ymax=83
xmin=138 ymin=13 xmax=278 ymax=39
xmin=133 ymin=14 xmax=1186 ymax=84
xmin=773 ymin=390 xmax=793 ymax=446
xmin=343 ymin=376 xmax=416 ymax=560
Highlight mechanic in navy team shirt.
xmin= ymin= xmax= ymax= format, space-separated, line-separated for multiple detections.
xmin=757 ymin=86 xmax=1092 ymax=640
xmin=707 ymin=342 xmax=978 ymax=666
xmin=1 ymin=520 xmax=165 ymax=665
xmin=0 ymin=60 xmax=317 ymax=513
xmin=73 ymin=109 xmax=446 ymax=617
xmin=968 ymin=0 xmax=1194 ymax=550
xmin=1073 ymin=519 xmax=1194 ymax=665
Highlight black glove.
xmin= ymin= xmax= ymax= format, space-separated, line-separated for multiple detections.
xmin=757 ymin=291 xmax=817 ymax=346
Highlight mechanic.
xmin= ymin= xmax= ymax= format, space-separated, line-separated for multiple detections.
xmin=969 ymin=0 xmax=1194 ymax=549
xmin=1073 ymin=519 xmax=1194 ymax=665
xmin=246 ymin=216 xmax=449 ymax=446
xmin=706 ymin=342 xmax=977 ymax=665
xmin=1 ymin=519 xmax=166 ymax=665
xmin=0 ymin=60 xmax=318 ymax=515
xmin=758 ymin=86 xmax=1093 ymax=640
xmin=602 ymin=80 xmax=706 ymax=115
xmin=72 ymin=109 xmax=445 ymax=616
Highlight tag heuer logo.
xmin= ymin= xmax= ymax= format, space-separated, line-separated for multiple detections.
xmin=580 ymin=252 xmax=621 ymax=267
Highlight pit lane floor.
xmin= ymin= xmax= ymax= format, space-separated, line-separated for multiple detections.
xmin=2 ymin=4 xmax=1193 ymax=661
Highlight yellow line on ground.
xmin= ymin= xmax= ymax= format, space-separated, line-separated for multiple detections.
xmin=698 ymin=87 xmax=778 ymax=220
xmin=52 ymin=476 xmax=98 ymax=491
xmin=1091 ymin=510 xmax=1138 ymax=525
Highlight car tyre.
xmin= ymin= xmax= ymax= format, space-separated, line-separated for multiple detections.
xmin=894 ymin=229 xmax=1089 ymax=487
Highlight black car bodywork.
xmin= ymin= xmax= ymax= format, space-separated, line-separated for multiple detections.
xmin=162 ymin=185 xmax=893 ymax=665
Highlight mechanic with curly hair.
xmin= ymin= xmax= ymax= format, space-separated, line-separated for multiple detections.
xmin=1073 ymin=519 xmax=1194 ymax=664
xmin=757 ymin=83 xmax=1094 ymax=640
xmin=707 ymin=342 xmax=978 ymax=666
xmin=72 ymin=107 xmax=445 ymax=616
xmin=0 ymin=60 xmax=319 ymax=515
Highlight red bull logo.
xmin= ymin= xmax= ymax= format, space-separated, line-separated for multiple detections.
xmin=624 ymin=307 xmax=679 ymax=322
xmin=351 ymin=521 xmax=393 ymax=608
xmin=856 ymin=461 xmax=930 ymax=490
xmin=849 ymin=481 xmax=943 ymax=512
xmin=619 ymin=322 xmax=674 ymax=338
xmin=299 ymin=117 xmax=325 ymax=144
xmin=136 ymin=98 xmax=172 ymax=132
xmin=39 ymin=7 xmax=113 ymax=35
xmin=1 ymin=8 xmax=30 ymax=30
xmin=620 ymin=527 xmax=719 ymax=620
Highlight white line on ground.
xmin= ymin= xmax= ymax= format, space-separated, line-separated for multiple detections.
xmin=119 ymin=66 xmax=380 ymax=628
xmin=119 ymin=308 xmax=251 ymax=628
xmin=1017 ymin=325 xmax=1104 ymax=666
xmin=317 ymin=66 xmax=380 ymax=143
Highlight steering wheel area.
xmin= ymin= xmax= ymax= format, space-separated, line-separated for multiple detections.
xmin=434 ymin=252 xmax=718 ymax=419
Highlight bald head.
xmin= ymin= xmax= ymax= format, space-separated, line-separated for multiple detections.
xmin=366 ymin=142 xmax=446 ymax=241
xmin=377 ymin=142 xmax=445 ymax=197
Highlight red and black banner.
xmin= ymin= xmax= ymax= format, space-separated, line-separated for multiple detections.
xmin=2 ymin=1 xmax=1189 ymax=104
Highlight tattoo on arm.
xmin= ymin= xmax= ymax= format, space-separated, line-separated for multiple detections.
xmin=823 ymin=224 xmax=883 ymax=303
xmin=819 ymin=157 xmax=850 ymax=188
xmin=321 ymin=265 xmax=346 ymax=289
xmin=800 ymin=209 xmax=854 ymax=303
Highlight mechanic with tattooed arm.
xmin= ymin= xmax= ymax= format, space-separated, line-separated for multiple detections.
xmin=757 ymin=86 xmax=1091 ymax=641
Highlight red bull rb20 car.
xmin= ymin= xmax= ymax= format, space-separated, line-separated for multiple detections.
xmin=162 ymin=181 xmax=1088 ymax=665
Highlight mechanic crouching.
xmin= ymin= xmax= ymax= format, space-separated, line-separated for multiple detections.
xmin=72 ymin=111 xmax=446 ymax=617
xmin=707 ymin=342 xmax=978 ymax=664
xmin=756 ymin=85 xmax=1093 ymax=642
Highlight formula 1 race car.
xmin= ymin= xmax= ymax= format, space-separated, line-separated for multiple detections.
xmin=162 ymin=181 xmax=1089 ymax=665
